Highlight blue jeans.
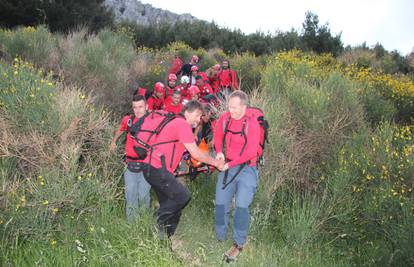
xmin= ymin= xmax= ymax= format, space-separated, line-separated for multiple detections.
xmin=215 ymin=165 xmax=258 ymax=247
xmin=124 ymin=168 xmax=151 ymax=221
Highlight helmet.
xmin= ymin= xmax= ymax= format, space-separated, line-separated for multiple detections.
xmin=181 ymin=75 xmax=190 ymax=84
xmin=191 ymin=55 xmax=199 ymax=63
xmin=191 ymin=65 xmax=199 ymax=72
xmin=213 ymin=64 xmax=221 ymax=71
xmin=154 ymin=82 xmax=165 ymax=93
xmin=168 ymin=73 xmax=177 ymax=81
xmin=188 ymin=85 xmax=200 ymax=96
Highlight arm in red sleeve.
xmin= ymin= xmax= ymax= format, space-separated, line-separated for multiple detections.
xmin=147 ymin=97 xmax=154 ymax=111
xmin=213 ymin=115 xmax=225 ymax=154
xmin=231 ymin=70 xmax=238 ymax=89
xmin=227 ymin=118 xmax=260 ymax=168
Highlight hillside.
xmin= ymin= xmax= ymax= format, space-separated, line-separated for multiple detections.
xmin=0 ymin=26 xmax=413 ymax=266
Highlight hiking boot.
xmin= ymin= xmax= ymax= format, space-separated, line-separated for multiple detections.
xmin=223 ymin=243 xmax=243 ymax=263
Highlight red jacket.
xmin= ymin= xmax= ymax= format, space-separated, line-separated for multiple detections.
xmin=214 ymin=112 xmax=260 ymax=168
xmin=164 ymin=98 xmax=183 ymax=114
xmin=147 ymin=95 xmax=164 ymax=111
xmin=209 ymin=75 xmax=220 ymax=94
xmin=169 ymin=56 xmax=183 ymax=74
xmin=218 ymin=69 xmax=238 ymax=90
xmin=175 ymin=84 xmax=190 ymax=101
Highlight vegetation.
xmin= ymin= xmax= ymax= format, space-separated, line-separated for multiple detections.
xmin=0 ymin=0 xmax=113 ymax=32
xmin=0 ymin=25 xmax=413 ymax=266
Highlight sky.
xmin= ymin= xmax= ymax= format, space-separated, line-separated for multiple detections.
xmin=139 ymin=0 xmax=414 ymax=55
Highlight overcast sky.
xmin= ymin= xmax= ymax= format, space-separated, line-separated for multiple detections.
xmin=139 ymin=0 xmax=413 ymax=55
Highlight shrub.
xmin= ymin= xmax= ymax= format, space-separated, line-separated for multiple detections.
xmin=0 ymin=25 xmax=60 ymax=71
xmin=323 ymin=124 xmax=414 ymax=265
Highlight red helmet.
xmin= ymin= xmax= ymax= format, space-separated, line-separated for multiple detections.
xmin=191 ymin=65 xmax=199 ymax=72
xmin=154 ymin=82 xmax=165 ymax=93
xmin=191 ymin=55 xmax=199 ymax=63
xmin=168 ymin=73 xmax=177 ymax=81
xmin=189 ymin=85 xmax=200 ymax=96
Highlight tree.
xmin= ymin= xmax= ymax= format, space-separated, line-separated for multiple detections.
xmin=301 ymin=11 xmax=343 ymax=56
xmin=0 ymin=0 xmax=113 ymax=32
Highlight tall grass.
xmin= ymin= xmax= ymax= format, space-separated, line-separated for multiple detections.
xmin=0 ymin=59 xmax=179 ymax=266
xmin=254 ymin=51 xmax=414 ymax=265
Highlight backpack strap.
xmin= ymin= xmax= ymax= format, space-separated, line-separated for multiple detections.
xmin=222 ymin=116 xmax=249 ymax=157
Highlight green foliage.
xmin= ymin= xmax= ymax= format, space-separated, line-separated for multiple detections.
xmin=118 ymin=11 xmax=342 ymax=57
xmin=340 ymin=44 xmax=413 ymax=75
xmin=361 ymin=87 xmax=397 ymax=125
xmin=0 ymin=0 xmax=113 ymax=32
xmin=0 ymin=25 xmax=59 ymax=70
xmin=0 ymin=60 xmax=178 ymax=266
xmin=61 ymin=28 xmax=136 ymax=113
xmin=301 ymin=11 xmax=343 ymax=56
xmin=323 ymin=124 xmax=414 ymax=265
xmin=0 ymin=58 xmax=58 ymax=132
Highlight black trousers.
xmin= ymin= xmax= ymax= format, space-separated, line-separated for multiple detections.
xmin=143 ymin=164 xmax=191 ymax=237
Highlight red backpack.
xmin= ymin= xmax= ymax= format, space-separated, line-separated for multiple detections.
xmin=127 ymin=111 xmax=180 ymax=162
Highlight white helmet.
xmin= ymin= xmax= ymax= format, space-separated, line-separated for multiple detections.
xmin=181 ymin=75 xmax=190 ymax=84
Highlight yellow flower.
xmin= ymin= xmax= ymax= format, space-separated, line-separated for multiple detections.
xmin=42 ymin=200 xmax=49 ymax=205
xmin=52 ymin=208 xmax=59 ymax=214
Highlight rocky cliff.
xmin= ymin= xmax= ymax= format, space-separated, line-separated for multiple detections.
xmin=104 ymin=0 xmax=199 ymax=25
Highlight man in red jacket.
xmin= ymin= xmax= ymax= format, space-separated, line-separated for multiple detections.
xmin=109 ymin=94 xmax=151 ymax=222
xmin=164 ymin=90 xmax=183 ymax=114
xmin=213 ymin=90 xmax=261 ymax=262
xmin=218 ymin=59 xmax=238 ymax=97
xmin=147 ymin=82 xmax=165 ymax=111
xmin=166 ymin=73 xmax=178 ymax=97
xmin=141 ymin=100 xmax=225 ymax=239
xmin=195 ymin=75 xmax=213 ymax=99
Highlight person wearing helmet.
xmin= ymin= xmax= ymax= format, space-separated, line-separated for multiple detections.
xmin=189 ymin=85 xmax=200 ymax=100
xmin=176 ymin=55 xmax=199 ymax=77
xmin=195 ymin=75 xmax=213 ymax=99
xmin=147 ymin=82 xmax=165 ymax=111
xmin=166 ymin=73 xmax=178 ymax=97
xmin=189 ymin=65 xmax=199 ymax=86
xmin=175 ymin=75 xmax=190 ymax=102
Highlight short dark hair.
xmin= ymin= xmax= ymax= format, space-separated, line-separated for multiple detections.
xmin=181 ymin=100 xmax=204 ymax=114
xmin=132 ymin=94 xmax=146 ymax=103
